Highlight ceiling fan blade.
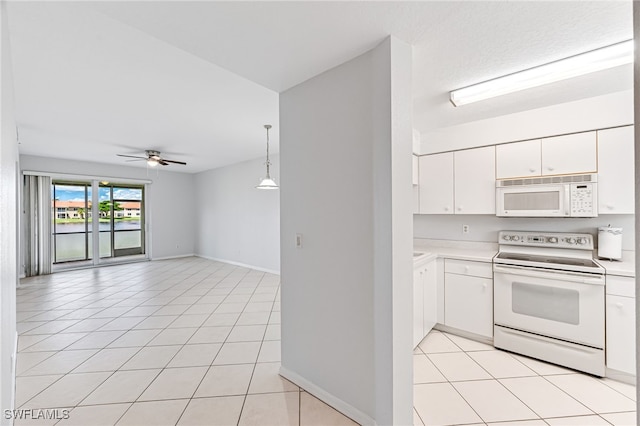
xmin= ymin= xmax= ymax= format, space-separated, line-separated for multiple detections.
xmin=161 ymin=159 xmax=187 ymax=165
xmin=117 ymin=154 xmax=147 ymax=159
xmin=158 ymin=159 xmax=170 ymax=166
xmin=125 ymin=159 xmax=145 ymax=162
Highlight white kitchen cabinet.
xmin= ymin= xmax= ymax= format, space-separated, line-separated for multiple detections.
xmin=496 ymin=140 xmax=541 ymax=179
xmin=541 ymin=132 xmax=596 ymax=176
xmin=413 ymin=266 xmax=424 ymax=348
xmin=598 ymin=126 xmax=634 ymax=214
xmin=419 ymin=152 xmax=454 ymax=214
xmin=454 ymin=146 xmax=495 ymax=214
xmin=496 ymin=132 xmax=596 ymax=179
xmin=412 ymin=155 xmax=419 ymax=186
xmin=413 ymin=257 xmax=437 ymax=348
xmin=606 ymin=275 xmax=636 ymax=375
xmin=444 ymin=259 xmax=493 ymax=338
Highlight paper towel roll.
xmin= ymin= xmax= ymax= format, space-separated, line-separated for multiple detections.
xmin=598 ymin=227 xmax=622 ymax=261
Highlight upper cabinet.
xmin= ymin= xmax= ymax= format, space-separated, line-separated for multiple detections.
xmin=419 ymin=152 xmax=454 ymax=214
xmin=598 ymin=126 xmax=634 ymax=214
xmin=454 ymin=146 xmax=495 ymax=214
xmin=496 ymin=140 xmax=541 ymax=179
xmin=419 ymin=146 xmax=495 ymax=215
xmin=496 ymin=132 xmax=596 ymax=179
xmin=541 ymin=132 xmax=597 ymax=176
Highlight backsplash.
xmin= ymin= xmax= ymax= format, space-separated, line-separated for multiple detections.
xmin=413 ymin=214 xmax=635 ymax=251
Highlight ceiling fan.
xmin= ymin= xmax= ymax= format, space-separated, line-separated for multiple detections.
xmin=117 ymin=150 xmax=187 ymax=167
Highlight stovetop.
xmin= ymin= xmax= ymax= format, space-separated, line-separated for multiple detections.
xmin=495 ymin=231 xmax=604 ymax=274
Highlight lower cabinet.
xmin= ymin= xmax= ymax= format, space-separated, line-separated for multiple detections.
xmin=606 ymin=275 xmax=636 ymax=375
xmin=444 ymin=259 xmax=493 ymax=339
xmin=413 ymin=257 xmax=437 ymax=348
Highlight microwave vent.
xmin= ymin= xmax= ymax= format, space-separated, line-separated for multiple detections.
xmin=497 ymin=173 xmax=597 ymax=187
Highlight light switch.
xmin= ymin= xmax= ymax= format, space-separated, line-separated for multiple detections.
xmin=295 ymin=233 xmax=303 ymax=248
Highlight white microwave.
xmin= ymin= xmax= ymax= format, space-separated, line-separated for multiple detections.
xmin=496 ymin=174 xmax=597 ymax=217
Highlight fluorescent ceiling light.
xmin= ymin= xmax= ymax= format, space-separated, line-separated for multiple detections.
xmin=450 ymin=40 xmax=634 ymax=107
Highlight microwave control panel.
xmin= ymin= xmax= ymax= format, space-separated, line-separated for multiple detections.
xmin=569 ymin=184 xmax=596 ymax=217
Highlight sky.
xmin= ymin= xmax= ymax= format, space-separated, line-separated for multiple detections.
xmin=52 ymin=185 xmax=142 ymax=202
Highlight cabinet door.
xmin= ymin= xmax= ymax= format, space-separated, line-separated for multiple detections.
xmin=445 ymin=273 xmax=493 ymax=338
xmin=541 ymin=132 xmax=596 ymax=176
xmin=419 ymin=152 xmax=454 ymax=214
xmin=598 ymin=126 xmax=634 ymax=214
xmin=496 ymin=140 xmax=541 ymax=179
xmin=454 ymin=146 xmax=495 ymax=214
xmin=422 ymin=260 xmax=437 ymax=335
xmin=412 ymin=155 xmax=419 ymax=186
xmin=413 ymin=267 xmax=424 ymax=348
xmin=606 ymin=294 xmax=636 ymax=374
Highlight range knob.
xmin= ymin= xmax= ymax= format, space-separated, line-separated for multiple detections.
xmin=565 ymin=237 xmax=576 ymax=244
xmin=512 ymin=236 xmax=520 ymax=242
xmin=503 ymin=235 xmax=512 ymax=241
xmin=548 ymin=237 xmax=558 ymax=243
xmin=577 ymin=237 xmax=588 ymax=245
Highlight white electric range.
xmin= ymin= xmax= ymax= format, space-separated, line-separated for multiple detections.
xmin=493 ymin=231 xmax=605 ymax=376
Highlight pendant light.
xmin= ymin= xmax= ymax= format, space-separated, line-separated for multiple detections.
xmin=256 ymin=124 xmax=278 ymax=189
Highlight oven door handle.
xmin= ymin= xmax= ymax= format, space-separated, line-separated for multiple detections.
xmin=493 ymin=264 xmax=605 ymax=285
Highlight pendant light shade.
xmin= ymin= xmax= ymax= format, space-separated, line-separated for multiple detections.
xmin=256 ymin=124 xmax=278 ymax=189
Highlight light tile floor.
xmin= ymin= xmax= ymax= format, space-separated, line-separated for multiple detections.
xmin=414 ymin=330 xmax=637 ymax=426
xmin=15 ymin=257 xmax=358 ymax=426
xmin=14 ymin=257 xmax=638 ymax=426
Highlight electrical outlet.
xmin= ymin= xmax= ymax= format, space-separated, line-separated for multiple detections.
xmin=462 ymin=224 xmax=470 ymax=234
xmin=295 ymin=233 xmax=303 ymax=248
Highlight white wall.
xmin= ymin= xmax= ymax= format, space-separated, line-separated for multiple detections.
xmin=19 ymin=155 xmax=196 ymax=261
xmin=632 ymin=0 xmax=640 ymax=411
xmin=414 ymin=214 xmax=635 ymax=251
xmin=1 ymin=3 xmax=19 ymax=422
xmin=279 ymin=37 xmax=413 ymax=425
xmin=194 ymin=155 xmax=280 ymax=273
xmin=421 ymin=90 xmax=634 ymax=155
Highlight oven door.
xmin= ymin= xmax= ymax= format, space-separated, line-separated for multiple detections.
xmin=496 ymin=185 xmax=567 ymax=217
xmin=493 ymin=264 xmax=605 ymax=348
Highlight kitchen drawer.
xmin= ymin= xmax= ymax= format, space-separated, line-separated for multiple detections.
xmin=444 ymin=259 xmax=492 ymax=279
xmin=606 ymin=275 xmax=635 ymax=298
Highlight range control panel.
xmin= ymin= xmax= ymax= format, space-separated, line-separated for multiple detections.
xmin=498 ymin=231 xmax=594 ymax=250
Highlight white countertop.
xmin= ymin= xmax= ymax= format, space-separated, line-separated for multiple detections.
xmin=595 ymin=250 xmax=635 ymax=278
xmin=414 ymin=239 xmax=635 ymax=278
xmin=414 ymin=239 xmax=497 ymax=263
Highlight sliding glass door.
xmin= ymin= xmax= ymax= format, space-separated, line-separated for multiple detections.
xmin=52 ymin=182 xmax=92 ymax=263
xmin=99 ymin=184 xmax=144 ymax=257
xmin=52 ymin=180 xmax=145 ymax=266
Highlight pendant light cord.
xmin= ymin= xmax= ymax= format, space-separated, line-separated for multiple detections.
xmin=265 ymin=125 xmax=271 ymax=177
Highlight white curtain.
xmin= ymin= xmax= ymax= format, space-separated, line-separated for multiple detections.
xmin=24 ymin=175 xmax=51 ymax=276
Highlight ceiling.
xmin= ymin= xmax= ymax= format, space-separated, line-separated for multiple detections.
xmin=6 ymin=1 xmax=633 ymax=174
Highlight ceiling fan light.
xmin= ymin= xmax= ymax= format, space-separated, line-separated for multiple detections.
xmin=147 ymin=158 xmax=159 ymax=167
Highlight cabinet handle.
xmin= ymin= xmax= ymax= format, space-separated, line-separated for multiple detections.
xmin=547 ymin=166 xmax=554 ymax=171
xmin=457 ymin=206 xmax=462 ymax=212
xmin=482 ymin=283 xmax=487 ymax=290
xmin=606 ymin=204 xmax=614 ymax=210
xmin=529 ymin=168 xmax=536 ymax=173
xmin=616 ymin=302 xmax=624 ymax=308
xmin=444 ymin=206 xmax=449 ymax=212
xmin=464 ymin=266 xmax=470 ymax=273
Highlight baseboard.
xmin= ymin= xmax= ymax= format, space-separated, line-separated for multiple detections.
xmin=279 ymin=366 xmax=375 ymax=426
xmin=151 ymin=253 xmax=196 ymax=261
xmin=605 ymin=367 xmax=636 ymax=385
xmin=196 ymin=255 xmax=280 ymax=275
